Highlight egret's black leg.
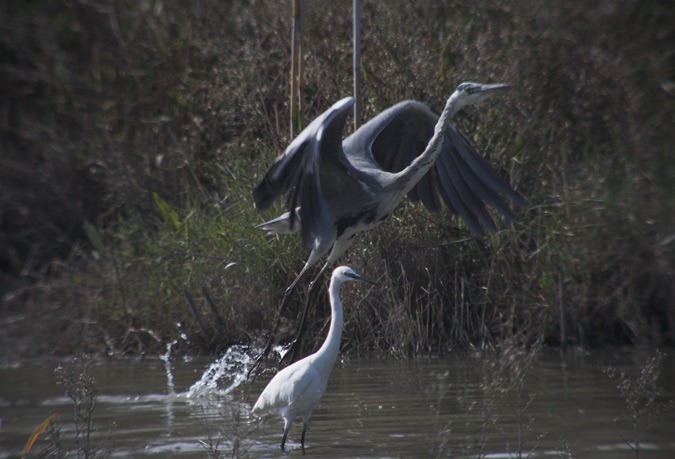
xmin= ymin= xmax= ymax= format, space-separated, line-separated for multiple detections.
xmin=281 ymin=425 xmax=290 ymax=452
xmin=300 ymin=421 xmax=308 ymax=450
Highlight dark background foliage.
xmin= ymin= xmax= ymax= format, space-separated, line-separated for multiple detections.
xmin=1 ymin=0 xmax=674 ymax=356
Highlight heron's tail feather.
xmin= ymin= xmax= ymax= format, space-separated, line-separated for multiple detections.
xmin=255 ymin=208 xmax=302 ymax=235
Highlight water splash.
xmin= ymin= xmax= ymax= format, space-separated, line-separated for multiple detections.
xmin=160 ymin=340 xmax=177 ymax=396
xmin=160 ymin=331 xmax=188 ymax=429
xmin=159 ymin=331 xmax=188 ymax=397
xmin=184 ymin=344 xmax=253 ymax=402
xmin=160 ymin=336 xmax=289 ymax=408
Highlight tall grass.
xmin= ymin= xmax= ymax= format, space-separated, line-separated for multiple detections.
xmin=603 ymin=350 xmax=674 ymax=458
xmin=2 ymin=0 xmax=674 ymax=356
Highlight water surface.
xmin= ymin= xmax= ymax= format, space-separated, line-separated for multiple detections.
xmin=1 ymin=347 xmax=673 ymax=458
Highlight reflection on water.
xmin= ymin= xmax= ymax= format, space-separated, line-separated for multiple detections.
xmin=1 ymin=348 xmax=674 ymax=458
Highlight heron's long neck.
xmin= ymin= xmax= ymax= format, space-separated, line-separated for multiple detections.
xmin=314 ymin=279 xmax=344 ymax=375
xmin=394 ymin=91 xmax=462 ymax=190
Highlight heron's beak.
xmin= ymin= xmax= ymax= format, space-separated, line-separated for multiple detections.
xmin=347 ymin=272 xmax=377 ymax=286
xmin=480 ymin=83 xmax=511 ymax=93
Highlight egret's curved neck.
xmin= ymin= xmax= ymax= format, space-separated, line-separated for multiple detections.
xmin=393 ymin=91 xmax=463 ymax=190
xmin=314 ymin=278 xmax=344 ymax=374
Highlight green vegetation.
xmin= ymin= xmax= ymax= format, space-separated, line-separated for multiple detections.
xmin=2 ymin=0 xmax=674 ymax=356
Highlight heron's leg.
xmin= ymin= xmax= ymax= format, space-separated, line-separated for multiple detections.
xmin=247 ymin=289 xmax=294 ymax=380
xmin=248 ymin=251 xmax=324 ymax=380
xmin=283 ymin=264 xmax=327 ymax=363
xmin=307 ymin=260 xmax=331 ymax=292
xmin=284 ymin=244 xmax=326 ymax=295
xmin=309 ymin=235 xmax=354 ymax=290
xmin=286 ymin=237 xmax=354 ymax=362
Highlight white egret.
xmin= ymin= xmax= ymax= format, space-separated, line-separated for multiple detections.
xmin=251 ymin=266 xmax=375 ymax=451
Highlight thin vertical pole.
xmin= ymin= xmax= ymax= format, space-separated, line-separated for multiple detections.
xmin=290 ymin=0 xmax=303 ymax=138
xmin=297 ymin=1 xmax=303 ymax=132
xmin=353 ymin=0 xmax=361 ymax=130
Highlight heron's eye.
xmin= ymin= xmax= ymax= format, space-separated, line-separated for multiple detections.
xmin=466 ymin=87 xmax=479 ymax=94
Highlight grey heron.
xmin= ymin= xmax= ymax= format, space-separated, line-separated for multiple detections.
xmin=252 ymin=266 xmax=375 ymax=451
xmin=252 ymin=82 xmax=525 ymax=365
xmin=255 ymin=82 xmax=524 ymax=287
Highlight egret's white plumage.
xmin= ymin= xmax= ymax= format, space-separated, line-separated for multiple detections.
xmin=251 ymin=266 xmax=375 ymax=451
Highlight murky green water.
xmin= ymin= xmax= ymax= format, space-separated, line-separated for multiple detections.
xmin=1 ymin=347 xmax=674 ymax=458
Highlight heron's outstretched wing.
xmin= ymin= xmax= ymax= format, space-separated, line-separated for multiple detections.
xmin=355 ymin=100 xmax=525 ymax=237
xmin=253 ymin=97 xmax=355 ymax=251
